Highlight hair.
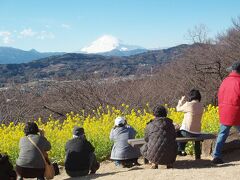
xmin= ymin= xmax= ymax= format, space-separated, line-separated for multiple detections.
xmin=231 ymin=61 xmax=240 ymax=73
xmin=73 ymin=126 xmax=85 ymax=136
xmin=24 ymin=122 xmax=39 ymax=136
xmin=188 ymin=89 xmax=201 ymax=102
xmin=117 ymin=123 xmax=125 ymax=127
xmin=153 ymin=105 xmax=167 ymax=117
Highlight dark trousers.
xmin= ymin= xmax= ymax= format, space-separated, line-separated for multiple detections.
xmin=66 ymin=153 xmax=100 ymax=177
xmin=177 ymin=130 xmax=201 ymax=159
xmin=16 ymin=165 xmax=44 ymax=179
xmin=114 ymin=158 xmax=138 ymax=166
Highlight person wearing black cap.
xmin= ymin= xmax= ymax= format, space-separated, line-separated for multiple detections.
xmin=64 ymin=126 xmax=100 ymax=177
xmin=212 ymin=61 xmax=240 ymax=164
xmin=141 ymin=105 xmax=177 ymax=169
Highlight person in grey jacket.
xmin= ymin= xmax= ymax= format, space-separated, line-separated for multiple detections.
xmin=110 ymin=116 xmax=140 ymax=167
xmin=16 ymin=122 xmax=51 ymax=180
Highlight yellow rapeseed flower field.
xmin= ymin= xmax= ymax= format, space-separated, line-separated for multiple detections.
xmin=0 ymin=105 xmax=219 ymax=164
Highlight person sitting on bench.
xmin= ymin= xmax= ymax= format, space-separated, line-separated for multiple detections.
xmin=110 ymin=116 xmax=141 ymax=167
xmin=176 ymin=89 xmax=204 ymax=159
xmin=141 ymin=105 xmax=177 ymax=169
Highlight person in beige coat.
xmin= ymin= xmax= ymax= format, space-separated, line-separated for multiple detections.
xmin=176 ymin=89 xmax=204 ymax=159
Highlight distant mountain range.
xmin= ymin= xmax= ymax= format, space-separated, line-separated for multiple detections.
xmin=0 ymin=47 xmax=65 ymax=64
xmin=0 ymin=44 xmax=191 ymax=85
xmin=98 ymin=48 xmax=147 ymax=56
xmin=0 ymin=46 xmax=147 ymax=64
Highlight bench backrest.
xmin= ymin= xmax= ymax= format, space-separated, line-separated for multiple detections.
xmin=128 ymin=133 xmax=216 ymax=147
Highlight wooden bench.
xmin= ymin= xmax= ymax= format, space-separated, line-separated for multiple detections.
xmin=128 ymin=133 xmax=216 ymax=160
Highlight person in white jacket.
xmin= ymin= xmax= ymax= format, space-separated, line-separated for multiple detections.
xmin=176 ymin=89 xmax=204 ymax=159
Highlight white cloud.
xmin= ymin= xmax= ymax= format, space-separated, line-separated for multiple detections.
xmin=61 ymin=23 xmax=71 ymax=29
xmin=18 ymin=28 xmax=55 ymax=40
xmin=20 ymin=28 xmax=36 ymax=37
xmin=0 ymin=31 xmax=14 ymax=44
xmin=0 ymin=31 xmax=11 ymax=36
xmin=3 ymin=36 xmax=14 ymax=44
xmin=81 ymin=35 xmax=120 ymax=53
xmin=37 ymin=31 xmax=55 ymax=40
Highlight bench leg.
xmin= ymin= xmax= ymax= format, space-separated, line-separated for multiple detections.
xmin=194 ymin=141 xmax=201 ymax=160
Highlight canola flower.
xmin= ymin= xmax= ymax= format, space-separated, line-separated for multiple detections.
xmin=0 ymin=104 xmax=219 ymax=164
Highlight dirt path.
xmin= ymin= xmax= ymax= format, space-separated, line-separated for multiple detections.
xmin=52 ymin=150 xmax=240 ymax=180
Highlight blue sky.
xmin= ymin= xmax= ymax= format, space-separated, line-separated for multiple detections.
xmin=0 ymin=0 xmax=239 ymax=52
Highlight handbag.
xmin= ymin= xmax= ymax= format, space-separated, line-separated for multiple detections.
xmin=27 ymin=137 xmax=55 ymax=180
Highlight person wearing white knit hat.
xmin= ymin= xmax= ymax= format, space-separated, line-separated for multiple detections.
xmin=110 ymin=116 xmax=140 ymax=167
xmin=114 ymin=116 xmax=126 ymax=126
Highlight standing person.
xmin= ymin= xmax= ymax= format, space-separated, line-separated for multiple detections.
xmin=16 ymin=122 xmax=51 ymax=180
xmin=141 ymin=105 xmax=177 ymax=169
xmin=176 ymin=89 xmax=204 ymax=159
xmin=110 ymin=116 xmax=141 ymax=167
xmin=0 ymin=153 xmax=17 ymax=180
xmin=212 ymin=61 xmax=240 ymax=164
xmin=65 ymin=127 xmax=100 ymax=177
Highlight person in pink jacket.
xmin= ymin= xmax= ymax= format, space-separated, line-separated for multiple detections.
xmin=176 ymin=89 xmax=204 ymax=159
xmin=212 ymin=61 xmax=240 ymax=164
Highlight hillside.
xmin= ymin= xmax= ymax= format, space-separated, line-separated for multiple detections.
xmin=0 ymin=44 xmax=190 ymax=86
xmin=0 ymin=47 xmax=65 ymax=64
xmin=99 ymin=48 xmax=147 ymax=56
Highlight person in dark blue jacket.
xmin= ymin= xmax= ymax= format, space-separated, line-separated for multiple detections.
xmin=0 ymin=153 xmax=17 ymax=180
xmin=65 ymin=127 xmax=100 ymax=177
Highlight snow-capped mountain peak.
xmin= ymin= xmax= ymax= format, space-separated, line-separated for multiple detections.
xmin=81 ymin=35 xmax=120 ymax=53
xmin=80 ymin=35 xmax=145 ymax=54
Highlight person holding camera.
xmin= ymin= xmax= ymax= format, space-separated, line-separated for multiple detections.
xmin=16 ymin=122 xmax=51 ymax=180
xmin=176 ymin=89 xmax=204 ymax=159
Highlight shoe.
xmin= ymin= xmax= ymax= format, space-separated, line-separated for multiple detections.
xmin=149 ymin=163 xmax=158 ymax=169
xmin=115 ymin=162 xmax=126 ymax=168
xmin=144 ymin=158 xmax=149 ymax=164
xmin=90 ymin=170 xmax=96 ymax=174
xmin=90 ymin=162 xmax=100 ymax=174
xmin=115 ymin=161 xmax=122 ymax=167
xmin=195 ymin=155 xmax=201 ymax=160
xmin=212 ymin=158 xmax=224 ymax=164
xmin=178 ymin=151 xmax=187 ymax=156
xmin=133 ymin=161 xmax=141 ymax=166
xmin=166 ymin=164 xmax=173 ymax=169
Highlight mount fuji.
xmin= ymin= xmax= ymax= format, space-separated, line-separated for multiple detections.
xmin=80 ymin=35 xmax=147 ymax=56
